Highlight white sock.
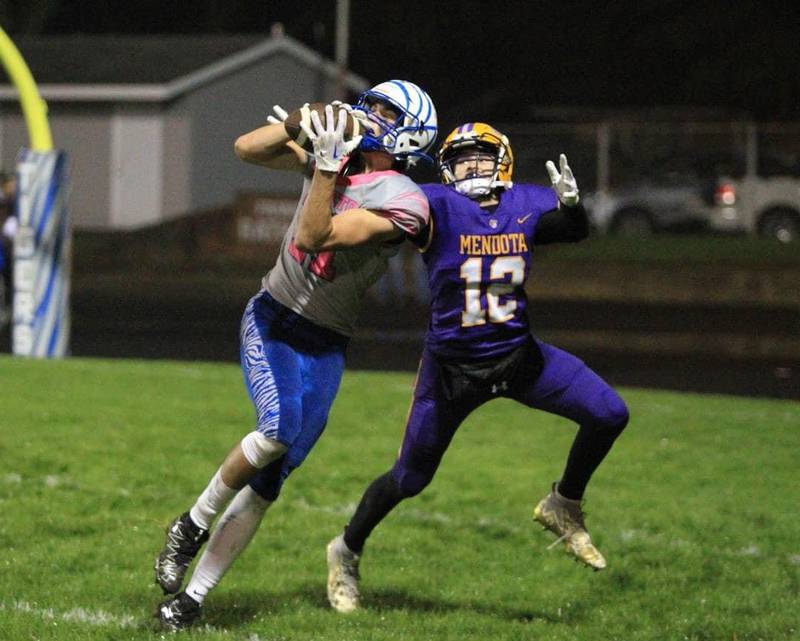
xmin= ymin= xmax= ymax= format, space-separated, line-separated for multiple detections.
xmin=189 ymin=469 xmax=239 ymax=531
xmin=185 ymin=486 xmax=272 ymax=604
xmin=333 ymin=533 xmax=359 ymax=559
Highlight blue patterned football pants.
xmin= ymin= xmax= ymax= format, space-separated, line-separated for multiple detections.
xmin=239 ymin=290 xmax=347 ymax=501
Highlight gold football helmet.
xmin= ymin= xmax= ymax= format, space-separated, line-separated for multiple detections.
xmin=438 ymin=123 xmax=514 ymax=197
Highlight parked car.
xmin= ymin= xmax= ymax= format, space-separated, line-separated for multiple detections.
xmin=710 ymin=175 xmax=800 ymax=243
xmin=584 ymin=173 xmax=714 ymax=236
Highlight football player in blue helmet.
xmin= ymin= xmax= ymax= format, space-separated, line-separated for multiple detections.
xmin=153 ymin=81 xmax=437 ymax=631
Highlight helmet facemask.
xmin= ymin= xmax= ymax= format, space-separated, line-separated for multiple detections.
xmin=441 ymin=145 xmax=499 ymax=197
xmin=353 ymin=96 xmax=403 ymax=155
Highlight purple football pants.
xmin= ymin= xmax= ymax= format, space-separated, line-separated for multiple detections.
xmin=391 ymin=338 xmax=629 ymax=497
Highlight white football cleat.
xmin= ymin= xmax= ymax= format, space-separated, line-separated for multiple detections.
xmin=326 ymin=534 xmax=361 ymax=613
xmin=533 ymin=484 xmax=607 ymax=571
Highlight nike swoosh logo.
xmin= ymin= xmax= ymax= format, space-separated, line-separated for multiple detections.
xmin=517 ymin=213 xmax=533 ymax=224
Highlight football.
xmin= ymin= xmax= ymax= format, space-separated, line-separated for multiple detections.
xmin=284 ymin=102 xmax=361 ymax=152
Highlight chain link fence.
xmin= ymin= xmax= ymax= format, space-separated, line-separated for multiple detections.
xmin=499 ymin=121 xmax=800 ymax=191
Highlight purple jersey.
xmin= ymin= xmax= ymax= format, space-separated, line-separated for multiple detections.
xmin=419 ymin=183 xmax=558 ymax=361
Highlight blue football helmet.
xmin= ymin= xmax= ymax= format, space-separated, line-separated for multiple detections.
xmin=354 ymin=80 xmax=438 ymax=167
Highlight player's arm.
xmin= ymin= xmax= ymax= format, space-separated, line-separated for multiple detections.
xmin=294 ymin=105 xmax=402 ymax=252
xmin=534 ymin=202 xmax=589 ymax=244
xmin=294 ymin=170 xmax=402 ymax=252
xmin=535 ymin=153 xmax=589 ymax=244
xmin=234 ymin=116 xmax=307 ymax=172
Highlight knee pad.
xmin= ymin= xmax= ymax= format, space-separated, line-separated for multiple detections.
xmin=240 ymin=431 xmax=288 ymax=469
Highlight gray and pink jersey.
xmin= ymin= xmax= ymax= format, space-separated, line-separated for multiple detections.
xmin=264 ymin=168 xmax=429 ymax=336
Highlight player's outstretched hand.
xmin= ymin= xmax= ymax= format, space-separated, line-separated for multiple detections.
xmin=545 ymin=153 xmax=580 ymax=207
xmin=300 ymin=104 xmax=363 ymax=173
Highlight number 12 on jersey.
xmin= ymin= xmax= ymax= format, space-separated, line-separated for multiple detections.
xmin=460 ymin=256 xmax=525 ymax=327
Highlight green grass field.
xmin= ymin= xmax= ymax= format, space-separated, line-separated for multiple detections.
xmin=534 ymin=234 xmax=800 ymax=266
xmin=1 ymin=356 xmax=798 ymax=641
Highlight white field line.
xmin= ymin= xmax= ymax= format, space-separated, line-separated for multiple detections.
xmin=0 ymin=600 xmax=139 ymax=629
xmin=0 ymin=600 xmax=279 ymax=639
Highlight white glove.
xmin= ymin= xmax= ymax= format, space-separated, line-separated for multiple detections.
xmin=330 ymin=100 xmax=353 ymax=113
xmin=269 ymin=102 xmax=313 ymax=148
xmin=266 ymin=104 xmax=289 ymax=125
xmin=332 ymin=100 xmax=373 ymax=134
xmin=545 ymin=153 xmax=580 ymax=207
xmin=300 ymin=104 xmax=363 ymax=173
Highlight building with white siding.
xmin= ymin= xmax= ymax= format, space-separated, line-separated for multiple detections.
xmin=0 ymin=33 xmax=368 ymax=229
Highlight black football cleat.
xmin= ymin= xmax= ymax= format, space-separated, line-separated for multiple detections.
xmin=155 ymin=512 xmax=209 ymax=594
xmin=155 ymin=591 xmax=202 ymax=631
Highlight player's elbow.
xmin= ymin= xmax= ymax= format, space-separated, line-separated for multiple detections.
xmin=292 ymin=236 xmax=314 ymax=253
xmin=234 ymin=135 xmax=254 ymax=161
xmin=293 ymin=230 xmax=327 ymax=253
xmin=235 ymin=131 xmax=272 ymax=163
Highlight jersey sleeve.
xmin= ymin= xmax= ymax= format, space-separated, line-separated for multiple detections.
xmin=534 ymin=203 xmax=589 ymax=244
xmin=375 ymin=184 xmax=430 ymax=238
xmin=536 ymin=185 xmax=559 ymax=214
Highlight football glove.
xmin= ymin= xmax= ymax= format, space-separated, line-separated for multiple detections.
xmin=300 ymin=104 xmax=362 ymax=173
xmin=268 ymin=103 xmax=314 ymax=135
xmin=332 ymin=100 xmax=373 ymax=135
xmin=329 ymin=100 xmax=352 ymax=113
xmin=266 ymin=104 xmax=289 ymax=125
xmin=545 ymin=153 xmax=580 ymax=207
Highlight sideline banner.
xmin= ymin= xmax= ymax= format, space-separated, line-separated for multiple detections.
xmin=12 ymin=148 xmax=71 ymax=357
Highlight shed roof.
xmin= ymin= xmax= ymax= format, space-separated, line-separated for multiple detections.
xmin=0 ymin=33 xmax=369 ymax=102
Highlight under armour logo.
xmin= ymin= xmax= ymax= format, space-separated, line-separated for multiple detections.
xmin=491 ymin=381 xmax=509 ymax=394
xmin=517 ymin=213 xmax=533 ymax=224
xmin=489 ymin=219 xmax=498 ymax=229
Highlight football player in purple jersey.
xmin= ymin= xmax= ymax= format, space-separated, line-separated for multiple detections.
xmin=153 ymin=81 xmax=438 ymax=631
xmin=326 ymin=123 xmax=629 ymax=613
